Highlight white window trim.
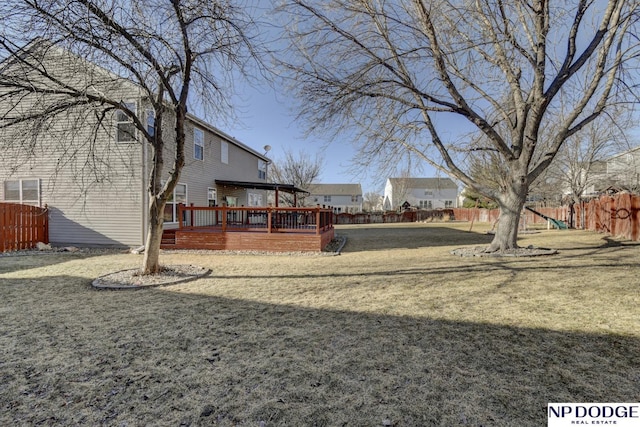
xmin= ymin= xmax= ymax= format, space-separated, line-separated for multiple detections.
xmin=248 ymin=192 xmax=263 ymax=207
xmin=116 ymin=101 xmax=137 ymax=143
xmin=165 ymin=183 xmax=187 ymax=224
xmin=207 ymin=187 xmax=217 ymax=206
xmin=258 ymin=159 xmax=267 ymax=180
xmin=146 ymin=109 xmax=155 ymax=137
xmin=194 ymin=128 xmax=204 ymax=161
xmin=3 ymin=178 xmax=41 ymax=206
xmin=221 ymin=141 xmax=229 ymax=164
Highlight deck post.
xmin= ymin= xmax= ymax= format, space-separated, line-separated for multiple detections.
xmin=222 ymin=204 xmax=227 ymax=232
xmin=267 ymin=208 xmax=272 ymax=233
xmin=316 ymin=207 xmax=321 ymax=235
xmin=190 ymin=203 xmax=195 ymax=228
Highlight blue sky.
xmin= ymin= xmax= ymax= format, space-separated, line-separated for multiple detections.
xmin=224 ymin=83 xmax=411 ymax=195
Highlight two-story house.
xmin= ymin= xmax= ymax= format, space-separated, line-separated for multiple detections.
xmin=383 ymin=177 xmax=458 ymax=211
xmin=582 ymin=146 xmax=640 ymax=196
xmin=305 ymin=183 xmax=363 ymax=213
xmin=0 ymin=42 xmax=270 ymax=247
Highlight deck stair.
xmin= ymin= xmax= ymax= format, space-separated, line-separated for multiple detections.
xmin=161 ymin=230 xmax=177 ymax=246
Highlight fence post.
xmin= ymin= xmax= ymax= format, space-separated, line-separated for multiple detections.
xmin=610 ymin=197 xmax=617 ymax=237
xmin=43 ymin=204 xmax=49 ymax=244
xmin=0 ymin=204 xmax=5 ymax=252
xmin=632 ymin=195 xmax=640 ymax=241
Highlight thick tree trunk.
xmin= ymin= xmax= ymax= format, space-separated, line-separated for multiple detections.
xmin=141 ymin=199 xmax=165 ymax=274
xmin=486 ymin=183 xmax=527 ymax=252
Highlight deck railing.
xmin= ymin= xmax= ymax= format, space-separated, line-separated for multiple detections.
xmin=177 ymin=204 xmax=334 ymax=235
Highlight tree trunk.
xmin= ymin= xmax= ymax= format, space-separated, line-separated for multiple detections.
xmin=486 ymin=183 xmax=527 ymax=252
xmin=141 ymin=199 xmax=165 ymax=274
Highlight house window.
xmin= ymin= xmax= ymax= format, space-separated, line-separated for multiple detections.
xmin=324 ymin=195 xmax=331 ymax=203
xmin=194 ymin=128 xmax=204 ymax=161
xmin=424 ymin=190 xmax=433 ymax=196
xmin=419 ymin=200 xmax=432 ymax=209
xmin=445 ymin=200 xmax=454 ymax=208
xmin=351 ymin=195 xmax=359 ymax=202
xmin=258 ymin=160 xmax=267 ymax=180
xmin=207 ymin=187 xmax=217 ymax=207
xmin=248 ymin=193 xmax=263 ymax=207
xmin=164 ymin=183 xmax=187 ymax=223
xmin=3 ymin=179 xmax=40 ymax=205
xmin=221 ymin=141 xmax=229 ymax=164
xmin=116 ymin=102 xmax=137 ymax=143
xmin=146 ymin=110 xmax=155 ymax=137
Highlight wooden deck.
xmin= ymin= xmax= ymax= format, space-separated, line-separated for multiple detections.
xmin=161 ymin=205 xmax=335 ymax=252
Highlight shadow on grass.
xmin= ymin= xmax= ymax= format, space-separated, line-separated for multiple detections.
xmin=338 ymin=224 xmax=494 ymax=252
xmin=1 ymin=276 xmax=638 ymax=426
xmin=0 ymin=250 xmax=126 ymax=274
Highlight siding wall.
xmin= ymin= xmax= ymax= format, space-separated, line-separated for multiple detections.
xmin=0 ymin=45 xmax=145 ymax=247
xmin=161 ymin=118 xmax=268 ymax=211
xmin=1 ymin=43 xmax=268 ymax=246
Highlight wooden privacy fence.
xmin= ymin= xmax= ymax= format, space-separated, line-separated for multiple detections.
xmin=452 ymin=194 xmax=640 ymax=241
xmin=573 ymin=194 xmax=640 ymax=241
xmin=335 ymin=209 xmax=454 ymax=224
xmin=0 ymin=203 xmax=49 ymax=252
xmin=452 ymin=207 xmax=569 ymax=226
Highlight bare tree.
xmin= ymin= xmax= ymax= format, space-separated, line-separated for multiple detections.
xmin=362 ymin=192 xmax=382 ymax=212
xmin=277 ymin=0 xmax=639 ymax=251
xmin=0 ymin=0 xmax=263 ymax=273
xmin=268 ymin=149 xmax=323 ymax=206
xmin=544 ymin=110 xmax=636 ymax=203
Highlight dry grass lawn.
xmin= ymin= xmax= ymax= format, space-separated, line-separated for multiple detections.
xmin=1 ymin=222 xmax=639 ymax=426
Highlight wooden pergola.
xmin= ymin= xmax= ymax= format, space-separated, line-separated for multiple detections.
xmin=214 ymin=180 xmax=309 ymax=207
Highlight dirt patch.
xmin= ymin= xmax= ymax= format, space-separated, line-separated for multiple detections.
xmin=450 ymin=245 xmax=558 ymax=257
xmin=92 ymin=264 xmax=210 ymax=289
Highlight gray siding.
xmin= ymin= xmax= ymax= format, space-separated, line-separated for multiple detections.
xmin=170 ymin=118 xmax=268 ymax=210
xmin=0 ymin=44 xmax=146 ymax=246
xmin=1 ymin=42 xmax=268 ymax=245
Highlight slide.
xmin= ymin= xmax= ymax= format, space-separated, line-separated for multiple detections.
xmin=524 ymin=206 xmax=568 ymax=229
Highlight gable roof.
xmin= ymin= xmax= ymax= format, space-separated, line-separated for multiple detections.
xmin=3 ymin=39 xmax=269 ymax=163
xmin=306 ymin=183 xmax=363 ymax=196
xmin=388 ymin=177 xmax=458 ymax=190
xmin=604 ymin=145 xmax=640 ymax=162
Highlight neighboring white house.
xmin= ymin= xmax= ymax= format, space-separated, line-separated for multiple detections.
xmin=0 ymin=42 xmax=270 ymax=247
xmin=582 ymin=146 xmax=640 ymax=196
xmin=306 ymin=183 xmax=363 ymax=213
xmin=383 ymin=177 xmax=458 ymax=211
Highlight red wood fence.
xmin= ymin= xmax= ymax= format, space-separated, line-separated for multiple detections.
xmin=452 ymin=207 xmax=569 ymax=226
xmin=0 ymin=203 xmax=49 ymax=252
xmin=335 ymin=209 xmax=454 ymax=224
xmin=453 ymin=194 xmax=640 ymax=241
xmin=573 ymin=194 xmax=640 ymax=241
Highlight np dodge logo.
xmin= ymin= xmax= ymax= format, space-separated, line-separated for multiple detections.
xmin=548 ymin=403 xmax=640 ymax=426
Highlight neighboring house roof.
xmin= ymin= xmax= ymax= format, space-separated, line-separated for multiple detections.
xmin=306 ymin=183 xmax=363 ymax=195
xmin=387 ymin=177 xmax=458 ymax=190
xmin=604 ymin=145 xmax=640 ymax=162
